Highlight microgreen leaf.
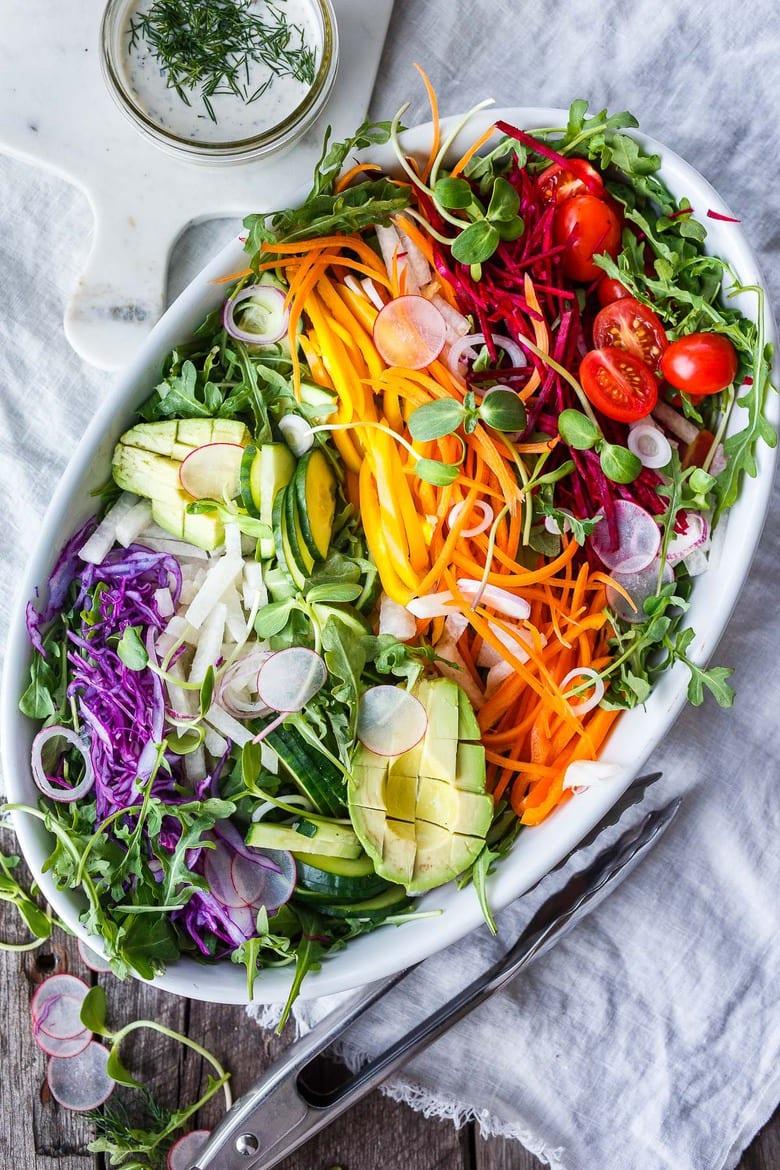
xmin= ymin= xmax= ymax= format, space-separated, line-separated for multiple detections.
xmin=558 ymin=408 xmax=600 ymax=450
xmin=451 ymin=220 xmax=500 ymax=265
xmin=599 ymin=443 xmax=642 ymax=484
xmin=477 ymin=389 xmax=527 ymax=433
xmin=199 ymin=666 xmax=215 ymax=717
xmin=486 ymin=177 xmax=520 ymax=223
xmin=117 ymin=626 xmax=148 ymax=672
xmin=433 ymin=176 xmax=473 ymax=209
xmin=305 ymin=582 xmax=363 ymax=604
xmin=408 ymin=399 xmax=465 ymax=441
xmin=80 ymin=985 xmax=111 ymax=1037
xmin=254 ymin=600 xmax=293 ymax=638
xmin=415 ymin=458 xmax=460 ymax=486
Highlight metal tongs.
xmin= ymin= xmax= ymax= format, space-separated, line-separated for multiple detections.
xmin=195 ymin=776 xmax=675 ymax=1170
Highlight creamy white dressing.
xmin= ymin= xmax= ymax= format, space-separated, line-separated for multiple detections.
xmin=120 ymin=0 xmax=321 ymax=144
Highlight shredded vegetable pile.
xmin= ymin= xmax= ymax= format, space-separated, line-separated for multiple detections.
xmin=12 ymin=73 xmax=775 ymax=1013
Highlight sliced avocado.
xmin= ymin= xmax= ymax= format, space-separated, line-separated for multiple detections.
xmin=455 ymin=742 xmax=487 ymax=794
xmin=175 ymin=418 xmax=249 ymax=448
xmin=246 ymin=820 xmax=362 ymax=859
xmin=348 ymin=678 xmax=491 ymax=894
xmin=112 ymin=445 xmax=182 ymax=500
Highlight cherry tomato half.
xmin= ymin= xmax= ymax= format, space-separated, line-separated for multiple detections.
xmin=554 ymin=195 xmax=622 ymax=283
xmin=660 ymin=332 xmax=738 ymax=396
xmin=596 ymin=277 xmax=631 ymax=308
xmin=580 ymin=346 xmax=659 ymax=423
xmin=537 ymin=158 xmax=605 ymax=205
xmin=593 ymin=297 xmax=668 ymax=371
xmin=682 ymin=428 xmax=716 ymax=470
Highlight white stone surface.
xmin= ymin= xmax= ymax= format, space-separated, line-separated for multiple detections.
xmin=0 ymin=0 xmax=393 ymax=368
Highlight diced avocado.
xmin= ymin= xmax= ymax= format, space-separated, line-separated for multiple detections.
xmin=119 ymin=421 xmax=189 ymax=459
xmin=151 ymin=498 xmax=224 ymax=551
xmin=351 ymin=750 xmax=389 ymax=811
xmin=457 ymin=685 xmax=482 ymax=742
xmin=382 ymin=818 xmax=416 ymax=886
xmin=210 ymin=419 xmax=252 ymax=446
xmin=407 ymin=822 xmax=484 ymax=895
xmin=348 ymin=678 xmax=491 ymax=894
xmin=246 ymin=819 xmax=362 ymax=859
xmin=112 ymin=445 xmax=182 ymax=500
xmin=455 ymin=742 xmax=487 ymax=794
xmin=118 ymin=419 xmax=249 ymax=460
xmin=416 ymin=776 xmax=493 ymax=837
xmin=385 ymin=770 xmax=417 ymax=822
xmin=348 ymin=804 xmax=385 ymax=863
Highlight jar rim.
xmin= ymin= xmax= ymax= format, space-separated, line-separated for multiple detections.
xmin=100 ymin=0 xmax=338 ymax=162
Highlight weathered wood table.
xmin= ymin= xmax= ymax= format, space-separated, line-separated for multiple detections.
xmin=2 ymin=897 xmax=776 ymax=1169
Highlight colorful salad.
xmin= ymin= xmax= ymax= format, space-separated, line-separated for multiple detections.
xmin=15 ymin=75 xmax=775 ymax=1017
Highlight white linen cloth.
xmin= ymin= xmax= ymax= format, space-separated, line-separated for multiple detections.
xmin=1 ymin=2 xmax=778 ymax=1167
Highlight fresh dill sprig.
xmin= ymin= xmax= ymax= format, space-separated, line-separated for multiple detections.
xmin=128 ymin=0 xmax=317 ymax=123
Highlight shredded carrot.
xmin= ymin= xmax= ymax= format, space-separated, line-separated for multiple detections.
xmin=414 ymin=64 xmax=440 ymax=183
xmin=450 ymin=125 xmax=499 ymax=178
xmin=335 ymin=162 xmax=382 ymax=193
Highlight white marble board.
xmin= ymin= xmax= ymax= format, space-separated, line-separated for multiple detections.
xmin=0 ymin=0 xmax=394 ymax=370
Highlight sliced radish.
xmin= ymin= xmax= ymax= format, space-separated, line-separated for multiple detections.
xmin=77 ymin=938 xmax=114 ymax=974
xmin=279 ymin=414 xmax=315 ymax=456
xmin=432 ymin=634 xmax=485 ymax=710
xmin=378 ymin=593 xmax=417 ymax=642
xmin=666 ymin=512 xmax=709 ymax=566
xmin=606 ymin=560 xmax=674 ymax=624
xmin=627 ymin=423 xmax=672 ymax=469
xmin=256 ymin=648 xmax=327 ymax=712
xmin=456 ymin=579 xmax=531 ymax=620
xmin=179 ymin=443 xmax=244 ymax=501
xmin=361 ymin=276 xmax=385 ymax=311
xmin=448 ymin=500 xmax=494 ymax=538
xmin=373 ymin=296 xmax=446 ymax=370
xmin=31 ymin=726 xmax=94 ymax=803
xmin=560 ymin=667 xmax=605 ymax=716
xmin=34 ymin=1024 xmax=92 ymax=1059
xmin=168 ymin=1129 xmax=212 ymax=1170
xmin=356 ymin=686 xmax=428 ymax=757
xmin=448 ymin=331 xmax=526 ymax=379
xmin=47 ymin=1041 xmax=114 ymax=1112
xmin=590 ymin=500 xmax=661 ymax=574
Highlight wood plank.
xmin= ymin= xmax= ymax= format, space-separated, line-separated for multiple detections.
xmin=0 ymin=904 xmax=94 ymax=1168
xmin=739 ymin=1110 xmax=780 ymax=1170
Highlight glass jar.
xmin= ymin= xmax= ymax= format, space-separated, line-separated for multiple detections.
xmin=100 ymin=0 xmax=338 ymax=166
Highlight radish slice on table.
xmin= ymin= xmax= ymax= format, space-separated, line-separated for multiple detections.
xmin=168 ymin=1130 xmax=212 ymax=1170
xmin=31 ymin=974 xmax=89 ymax=1029
xmin=179 ymin=443 xmax=243 ymax=501
xmin=590 ymin=500 xmax=661 ymax=574
xmin=256 ymin=648 xmax=327 ymax=712
xmin=560 ymin=667 xmax=605 ymax=716
xmin=373 ymin=296 xmax=446 ymax=369
xmin=379 ymin=593 xmax=417 ymax=642
xmin=627 ymin=423 xmax=672 ymax=469
xmin=606 ymin=560 xmax=674 ymax=624
xmin=448 ymin=501 xmax=494 ymax=538
xmin=47 ymin=1041 xmax=114 ymax=1111
xmin=279 ymin=414 xmax=315 ymax=456
xmin=448 ymin=331 xmax=527 ymax=379
xmin=31 ymin=727 xmax=94 ymax=803
xmin=33 ymin=999 xmax=91 ymax=1058
xmin=77 ymin=938 xmax=113 ymax=974
xmin=223 ymin=284 xmax=289 ymax=345
xmin=357 ymin=686 xmax=428 ymax=756
xmin=666 ymin=512 xmax=710 ymax=567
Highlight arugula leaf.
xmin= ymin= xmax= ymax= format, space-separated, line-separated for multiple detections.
xmin=664 ymin=627 xmax=735 ymax=708
xmin=277 ymin=907 xmax=327 ymax=1031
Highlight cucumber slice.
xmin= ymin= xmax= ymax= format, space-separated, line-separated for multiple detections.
xmin=265 ymin=725 xmax=346 ymax=817
xmin=295 ymin=865 xmax=390 ymax=901
xmin=300 ymin=382 xmax=338 ymax=420
xmin=251 ymin=444 xmax=295 ymax=560
xmin=271 ymin=489 xmax=306 ymax=589
xmin=297 ymin=852 xmax=376 ymax=878
xmin=315 ymin=885 xmax=411 ymax=920
xmin=284 ymin=482 xmax=315 ymax=577
xmin=294 ymin=449 xmax=336 ymax=561
xmin=240 ymin=444 xmax=259 ymax=515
